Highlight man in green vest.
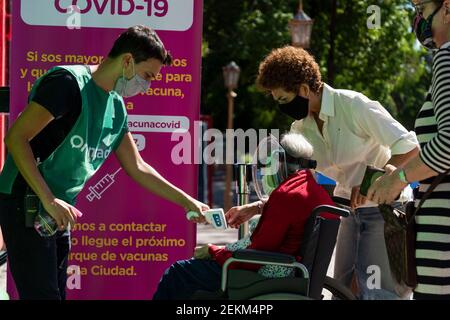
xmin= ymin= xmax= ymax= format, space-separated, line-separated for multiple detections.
xmin=0 ymin=25 xmax=208 ymax=300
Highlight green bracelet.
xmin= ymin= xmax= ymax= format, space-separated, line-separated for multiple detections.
xmin=398 ymin=168 xmax=409 ymax=184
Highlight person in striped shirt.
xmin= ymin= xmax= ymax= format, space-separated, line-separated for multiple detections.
xmin=368 ymin=0 xmax=450 ymax=300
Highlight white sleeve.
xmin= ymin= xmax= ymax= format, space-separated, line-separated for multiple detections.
xmin=351 ymin=94 xmax=418 ymax=155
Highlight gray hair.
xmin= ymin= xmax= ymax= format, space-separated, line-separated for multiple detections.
xmin=280 ymin=132 xmax=313 ymax=159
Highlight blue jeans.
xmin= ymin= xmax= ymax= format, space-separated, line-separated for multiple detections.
xmin=153 ymin=259 xmax=222 ymax=300
xmin=333 ymin=206 xmax=411 ymax=300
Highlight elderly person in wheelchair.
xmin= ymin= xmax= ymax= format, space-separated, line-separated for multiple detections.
xmin=153 ymin=133 xmax=349 ymax=300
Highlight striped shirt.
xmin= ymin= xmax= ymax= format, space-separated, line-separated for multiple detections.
xmin=414 ymin=41 xmax=450 ymax=300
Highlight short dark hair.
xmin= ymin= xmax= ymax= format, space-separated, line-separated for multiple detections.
xmin=108 ymin=25 xmax=173 ymax=66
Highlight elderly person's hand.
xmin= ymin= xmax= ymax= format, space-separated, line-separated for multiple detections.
xmin=226 ymin=201 xmax=263 ymax=229
xmin=366 ymin=165 xmax=408 ymax=204
xmin=194 ymin=245 xmax=213 ymax=260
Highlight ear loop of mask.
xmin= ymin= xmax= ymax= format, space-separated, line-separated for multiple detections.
xmin=121 ymin=59 xmax=135 ymax=94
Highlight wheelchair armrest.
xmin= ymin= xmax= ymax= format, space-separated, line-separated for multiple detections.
xmin=311 ymin=204 xmax=350 ymax=218
xmin=232 ymin=249 xmax=296 ymax=264
xmin=221 ymin=251 xmax=309 ymax=292
xmin=331 ymin=196 xmax=351 ymax=208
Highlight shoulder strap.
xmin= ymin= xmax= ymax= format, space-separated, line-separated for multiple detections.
xmin=414 ymin=168 xmax=450 ymax=216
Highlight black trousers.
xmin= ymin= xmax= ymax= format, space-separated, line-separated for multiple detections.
xmin=153 ymin=259 xmax=222 ymax=300
xmin=0 ymin=192 xmax=70 ymax=300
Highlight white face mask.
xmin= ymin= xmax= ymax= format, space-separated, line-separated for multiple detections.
xmin=114 ymin=59 xmax=150 ymax=97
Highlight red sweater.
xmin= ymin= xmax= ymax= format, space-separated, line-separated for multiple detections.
xmin=208 ymin=170 xmax=337 ymax=270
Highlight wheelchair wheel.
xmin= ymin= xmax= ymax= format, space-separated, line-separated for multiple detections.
xmin=322 ymin=276 xmax=357 ymax=300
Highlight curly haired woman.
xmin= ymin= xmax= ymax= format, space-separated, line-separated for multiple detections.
xmin=255 ymin=46 xmax=419 ymax=299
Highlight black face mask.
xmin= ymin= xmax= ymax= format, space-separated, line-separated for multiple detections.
xmin=279 ymin=95 xmax=309 ymax=120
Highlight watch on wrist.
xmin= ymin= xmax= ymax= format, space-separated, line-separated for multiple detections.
xmin=398 ymin=168 xmax=409 ymax=184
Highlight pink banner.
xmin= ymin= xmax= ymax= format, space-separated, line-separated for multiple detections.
xmin=9 ymin=0 xmax=203 ymax=299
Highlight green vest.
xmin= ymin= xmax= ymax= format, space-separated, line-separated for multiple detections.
xmin=0 ymin=65 xmax=127 ymax=205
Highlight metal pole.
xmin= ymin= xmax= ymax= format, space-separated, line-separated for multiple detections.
xmin=200 ymin=115 xmax=214 ymax=208
xmin=234 ymin=163 xmax=252 ymax=239
xmin=223 ymin=89 xmax=236 ymax=212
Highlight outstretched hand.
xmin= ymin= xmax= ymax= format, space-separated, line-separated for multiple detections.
xmin=185 ymin=198 xmax=210 ymax=224
xmin=226 ymin=203 xmax=259 ymax=229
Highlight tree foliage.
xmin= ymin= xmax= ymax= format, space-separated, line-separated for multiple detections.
xmin=202 ymin=0 xmax=432 ymax=132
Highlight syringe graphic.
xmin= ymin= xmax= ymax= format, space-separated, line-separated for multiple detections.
xmin=86 ymin=168 xmax=122 ymax=202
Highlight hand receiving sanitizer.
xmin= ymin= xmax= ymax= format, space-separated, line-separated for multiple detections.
xmin=186 ymin=208 xmax=228 ymax=230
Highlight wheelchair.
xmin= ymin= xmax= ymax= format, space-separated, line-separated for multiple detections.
xmin=193 ymin=197 xmax=357 ymax=300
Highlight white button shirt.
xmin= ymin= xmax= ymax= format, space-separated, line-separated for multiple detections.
xmin=290 ymin=83 xmax=418 ymax=204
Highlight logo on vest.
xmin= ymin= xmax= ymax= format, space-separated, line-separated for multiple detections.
xmin=70 ymin=135 xmax=112 ymax=161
